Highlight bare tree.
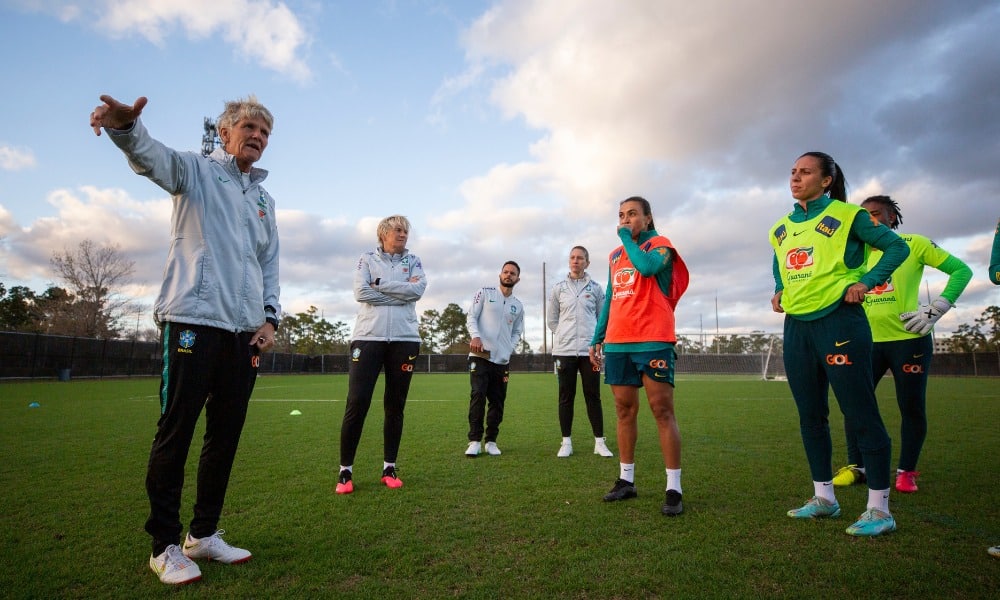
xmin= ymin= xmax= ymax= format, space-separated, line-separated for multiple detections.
xmin=50 ymin=240 xmax=136 ymax=338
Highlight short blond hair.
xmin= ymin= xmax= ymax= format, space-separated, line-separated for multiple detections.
xmin=377 ymin=215 xmax=411 ymax=244
xmin=218 ymin=94 xmax=274 ymax=132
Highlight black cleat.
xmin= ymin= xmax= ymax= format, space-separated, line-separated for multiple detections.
xmin=661 ymin=489 xmax=683 ymax=516
xmin=603 ymin=478 xmax=637 ymax=502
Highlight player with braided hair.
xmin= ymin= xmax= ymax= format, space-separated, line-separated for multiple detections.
xmin=832 ymin=195 xmax=971 ymax=493
xmin=989 ymin=218 xmax=1000 ymax=558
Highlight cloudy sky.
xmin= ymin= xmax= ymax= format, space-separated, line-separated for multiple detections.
xmin=1 ymin=0 xmax=998 ymax=350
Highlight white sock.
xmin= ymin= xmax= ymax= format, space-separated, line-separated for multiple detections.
xmin=340 ymin=465 xmax=353 ymax=473
xmin=666 ymin=468 xmax=682 ymax=494
xmin=868 ymin=488 xmax=890 ymax=513
xmin=563 ymin=437 xmax=572 ymax=444
xmin=620 ymin=463 xmax=635 ymax=483
xmin=814 ymin=480 xmax=836 ymax=504
xmin=383 ymin=461 xmax=395 ymax=471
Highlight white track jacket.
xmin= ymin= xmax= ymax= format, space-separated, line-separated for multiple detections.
xmin=109 ymin=119 xmax=281 ymax=332
xmin=466 ymin=287 xmax=524 ymax=365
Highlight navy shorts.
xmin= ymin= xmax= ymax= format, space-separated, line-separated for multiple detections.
xmin=604 ymin=346 xmax=676 ymax=387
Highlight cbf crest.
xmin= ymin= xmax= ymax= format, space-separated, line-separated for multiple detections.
xmin=178 ymin=330 xmax=196 ymax=354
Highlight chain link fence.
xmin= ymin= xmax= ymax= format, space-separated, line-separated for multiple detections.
xmin=0 ymin=331 xmax=994 ymax=380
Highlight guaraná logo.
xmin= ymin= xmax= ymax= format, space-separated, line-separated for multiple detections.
xmin=613 ymin=268 xmax=637 ymax=287
xmin=784 ymin=247 xmax=814 ymax=271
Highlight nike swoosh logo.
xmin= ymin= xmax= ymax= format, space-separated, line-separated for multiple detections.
xmin=408 ymin=355 xmax=417 ymax=360
xmin=793 ymin=231 xmax=804 ymax=236
xmin=653 ymin=372 xmax=666 ymax=378
xmin=834 ymin=340 xmax=850 ymax=347
xmin=913 ymin=353 xmax=924 ymax=358
xmin=218 ymin=176 xmax=230 ymax=183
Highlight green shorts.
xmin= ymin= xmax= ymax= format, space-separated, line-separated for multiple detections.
xmin=604 ymin=346 xmax=676 ymax=387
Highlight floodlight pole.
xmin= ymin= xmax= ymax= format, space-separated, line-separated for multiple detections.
xmin=542 ymin=261 xmax=547 ymax=356
xmin=202 ymin=117 xmax=219 ymax=157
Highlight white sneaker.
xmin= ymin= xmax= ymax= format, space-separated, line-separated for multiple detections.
xmin=594 ymin=437 xmax=614 ymax=457
xmin=150 ymin=544 xmax=202 ymax=585
xmin=465 ymin=441 xmax=481 ymax=456
xmin=485 ymin=441 xmax=502 ymax=456
xmin=557 ymin=440 xmax=573 ymax=457
xmin=182 ymin=530 xmax=252 ymax=564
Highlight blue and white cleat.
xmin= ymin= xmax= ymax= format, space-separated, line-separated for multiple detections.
xmin=845 ymin=508 xmax=897 ymax=537
xmin=787 ymin=496 xmax=841 ymax=519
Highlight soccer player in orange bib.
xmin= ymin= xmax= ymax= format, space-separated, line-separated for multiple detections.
xmin=590 ymin=196 xmax=689 ymax=516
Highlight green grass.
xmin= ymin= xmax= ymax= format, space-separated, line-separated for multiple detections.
xmin=1 ymin=374 xmax=998 ymax=598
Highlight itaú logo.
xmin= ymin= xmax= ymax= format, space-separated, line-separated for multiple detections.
xmin=613 ymin=268 xmax=637 ymax=287
xmin=825 ymin=353 xmax=852 ymax=366
xmin=785 ymin=247 xmax=814 ymax=271
xmin=902 ymin=363 xmax=924 ymax=374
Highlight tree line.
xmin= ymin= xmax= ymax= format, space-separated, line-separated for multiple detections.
xmin=0 ymin=239 xmax=524 ymax=354
xmin=2 ymin=239 xmax=997 ymax=354
xmin=0 ymin=240 xmax=143 ymax=339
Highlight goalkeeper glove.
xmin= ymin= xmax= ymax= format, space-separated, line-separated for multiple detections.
xmin=899 ymin=296 xmax=952 ymax=335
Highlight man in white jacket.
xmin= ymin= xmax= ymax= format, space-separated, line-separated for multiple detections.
xmin=91 ymin=94 xmax=280 ymax=585
xmin=547 ymin=247 xmax=613 ymax=458
xmin=465 ymin=261 xmax=524 ymax=456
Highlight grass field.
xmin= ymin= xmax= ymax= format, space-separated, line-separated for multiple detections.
xmin=1 ymin=373 xmax=998 ymax=599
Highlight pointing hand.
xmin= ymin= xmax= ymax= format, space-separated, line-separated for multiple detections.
xmin=90 ymin=95 xmax=147 ymax=135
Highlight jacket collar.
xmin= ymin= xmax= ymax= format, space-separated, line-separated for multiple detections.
xmin=210 ymin=147 xmax=269 ymax=184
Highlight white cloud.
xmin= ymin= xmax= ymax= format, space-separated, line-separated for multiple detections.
xmin=438 ymin=0 xmax=1000 ymax=342
xmin=1 ymin=186 xmax=170 ymax=282
xmin=55 ymin=0 xmax=313 ymax=81
xmin=0 ymin=144 xmax=36 ymax=170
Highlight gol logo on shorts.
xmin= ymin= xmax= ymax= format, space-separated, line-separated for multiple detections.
xmin=825 ymin=353 xmax=852 ymax=366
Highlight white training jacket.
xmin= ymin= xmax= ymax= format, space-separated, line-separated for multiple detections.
xmin=108 ymin=118 xmax=281 ymax=332
xmin=466 ymin=287 xmax=524 ymax=365
xmin=351 ymin=247 xmax=426 ymax=342
xmin=547 ymin=273 xmax=605 ymax=356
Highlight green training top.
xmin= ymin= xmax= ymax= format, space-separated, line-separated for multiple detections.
xmin=770 ymin=200 xmax=867 ymax=315
xmin=864 ymin=233 xmax=972 ymax=342
xmin=770 ymin=196 xmax=909 ymax=321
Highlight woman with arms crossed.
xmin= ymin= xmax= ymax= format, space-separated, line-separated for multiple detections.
xmin=336 ymin=215 xmax=426 ymax=494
